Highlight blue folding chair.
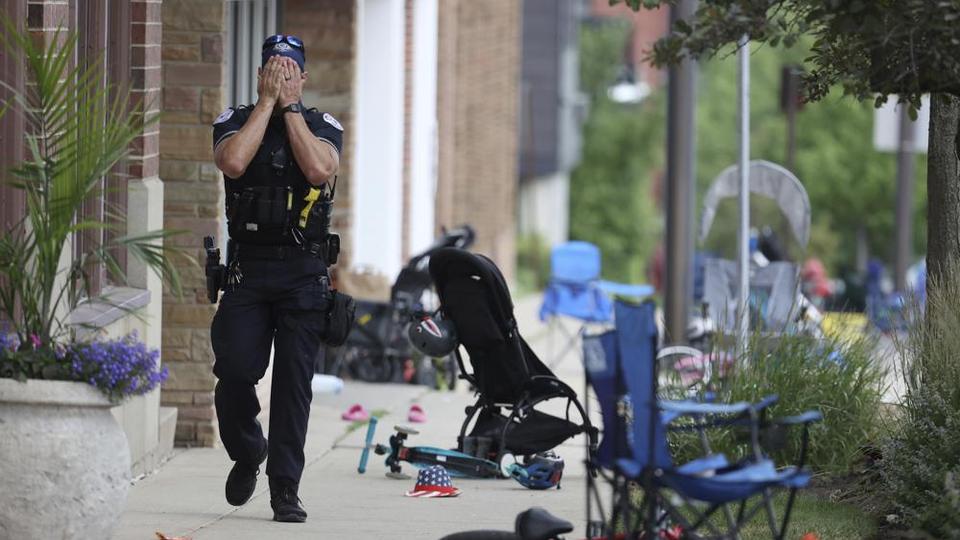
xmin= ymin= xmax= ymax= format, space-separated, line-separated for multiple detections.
xmin=583 ymin=300 xmax=822 ymax=539
xmin=539 ymin=241 xmax=652 ymax=368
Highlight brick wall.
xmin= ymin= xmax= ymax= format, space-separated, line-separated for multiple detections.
xmin=281 ymin=0 xmax=356 ymax=281
xmin=130 ymin=0 xmax=162 ymax=183
xmin=159 ymin=0 xmax=226 ymax=447
xmin=26 ymin=0 xmax=67 ymax=45
xmin=437 ymin=0 xmax=521 ymax=281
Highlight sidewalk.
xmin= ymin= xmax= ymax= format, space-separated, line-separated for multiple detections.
xmin=115 ymin=295 xmax=595 ymax=540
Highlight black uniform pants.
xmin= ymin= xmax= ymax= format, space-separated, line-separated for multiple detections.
xmin=211 ymin=254 xmax=328 ymax=486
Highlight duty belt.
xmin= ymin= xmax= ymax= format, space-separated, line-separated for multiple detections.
xmin=236 ymin=243 xmax=320 ymax=261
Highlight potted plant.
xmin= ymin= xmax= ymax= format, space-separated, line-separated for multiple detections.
xmin=0 ymin=20 xmax=180 ymax=538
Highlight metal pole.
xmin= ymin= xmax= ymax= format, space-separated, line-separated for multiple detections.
xmin=664 ymin=0 xmax=699 ymax=345
xmin=785 ymin=69 xmax=797 ymax=172
xmin=737 ymin=35 xmax=750 ymax=351
xmin=894 ymin=103 xmax=915 ymax=292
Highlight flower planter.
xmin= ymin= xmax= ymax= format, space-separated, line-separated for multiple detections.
xmin=0 ymin=378 xmax=130 ymax=538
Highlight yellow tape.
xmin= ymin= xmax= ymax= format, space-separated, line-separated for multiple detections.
xmin=299 ymin=187 xmax=321 ymax=228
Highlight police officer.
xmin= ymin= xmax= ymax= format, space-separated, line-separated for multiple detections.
xmin=210 ymin=34 xmax=343 ymax=523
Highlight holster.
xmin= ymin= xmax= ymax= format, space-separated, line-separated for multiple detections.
xmin=203 ymin=236 xmax=226 ymax=303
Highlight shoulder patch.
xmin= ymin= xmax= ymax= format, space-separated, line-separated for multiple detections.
xmin=322 ymin=112 xmax=343 ymax=131
xmin=213 ymin=108 xmax=234 ymax=125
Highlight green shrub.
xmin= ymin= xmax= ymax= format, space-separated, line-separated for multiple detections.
xmin=669 ymin=332 xmax=886 ymax=474
xmin=881 ymin=260 xmax=960 ymax=539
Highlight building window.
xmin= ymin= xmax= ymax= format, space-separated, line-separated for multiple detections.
xmin=72 ymin=0 xmax=132 ymax=293
xmin=0 ymin=0 xmax=25 ymax=234
xmin=226 ymin=0 xmax=279 ymax=107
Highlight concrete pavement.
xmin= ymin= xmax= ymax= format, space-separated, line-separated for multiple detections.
xmin=115 ymin=295 xmax=599 ymax=540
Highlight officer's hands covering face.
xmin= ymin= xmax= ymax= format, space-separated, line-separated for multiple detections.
xmin=278 ymin=57 xmax=306 ymax=108
xmin=257 ymin=56 xmax=285 ymax=106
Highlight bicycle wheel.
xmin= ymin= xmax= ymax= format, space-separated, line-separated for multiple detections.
xmin=343 ymin=346 xmax=396 ymax=382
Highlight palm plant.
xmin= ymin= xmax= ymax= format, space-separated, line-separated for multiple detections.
xmin=0 ymin=19 xmax=180 ymax=379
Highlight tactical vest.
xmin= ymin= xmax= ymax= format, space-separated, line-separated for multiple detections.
xmin=224 ymin=115 xmax=333 ymax=250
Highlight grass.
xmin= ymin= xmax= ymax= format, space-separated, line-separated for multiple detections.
xmin=624 ymin=484 xmax=877 ymax=539
xmin=646 ymin=488 xmax=877 ymax=540
xmin=736 ymin=491 xmax=877 ymax=540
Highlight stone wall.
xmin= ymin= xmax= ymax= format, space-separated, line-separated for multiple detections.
xmin=437 ymin=0 xmax=521 ymax=281
xmin=159 ymin=0 xmax=227 ymax=447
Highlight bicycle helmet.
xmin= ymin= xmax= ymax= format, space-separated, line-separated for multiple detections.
xmin=407 ymin=314 xmax=458 ymax=358
xmin=505 ymin=451 xmax=564 ymax=490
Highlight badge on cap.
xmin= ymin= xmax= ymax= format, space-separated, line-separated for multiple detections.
xmin=213 ymin=108 xmax=234 ymax=125
xmin=273 ymin=42 xmax=292 ymax=52
xmin=323 ymin=112 xmax=343 ymax=131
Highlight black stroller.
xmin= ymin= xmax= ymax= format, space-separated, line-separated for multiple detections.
xmin=429 ymin=248 xmax=597 ymax=462
xmin=323 ymin=226 xmax=475 ymax=387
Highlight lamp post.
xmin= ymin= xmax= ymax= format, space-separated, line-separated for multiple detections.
xmin=663 ymin=0 xmax=699 ymax=345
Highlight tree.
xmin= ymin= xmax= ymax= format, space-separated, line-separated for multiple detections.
xmin=693 ymin=42 xmax=927 ymax=271
xmin=569 ymin=20 xmax=663 ymax=284
xmin=614 ymin=0 xmax=960 ymax=294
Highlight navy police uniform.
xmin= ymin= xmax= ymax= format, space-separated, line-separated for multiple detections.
xmin=210 ymin=105 xmax=343 ymax=487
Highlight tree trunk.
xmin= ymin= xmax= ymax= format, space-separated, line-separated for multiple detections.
xmin=926 ymin=93 xmax=960 ymax=293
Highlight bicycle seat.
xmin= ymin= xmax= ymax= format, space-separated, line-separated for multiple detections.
xmin=515 ymin=507 xmax=573 ymax=540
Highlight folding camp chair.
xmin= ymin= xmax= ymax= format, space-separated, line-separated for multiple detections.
xmin=583 ymin=300 xmax=821 ymax=539
xmin=539 ymin=241 xmax=652 ymax=368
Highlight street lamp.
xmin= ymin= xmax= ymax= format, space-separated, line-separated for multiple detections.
xmin=607 ymin=66 xmax=651 ymax=105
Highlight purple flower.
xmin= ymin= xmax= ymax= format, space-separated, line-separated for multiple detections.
xmin=67 ymin=333 xmax=166 ymax=402
xmin=28 ymin=334 xmax=41 ymax=350
xmin=0 ymin=331 xmax=16 ymax=352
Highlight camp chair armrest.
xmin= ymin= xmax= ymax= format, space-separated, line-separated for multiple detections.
xmin=597 ymin=280 xmax=654 ymax=298
xmin=772 ymin=410 xmax=822 ymax=425
xmin=661 ymin=394 xmax=779 ymax=418
xmin=660 ymin=400 xmax=752 ymax=416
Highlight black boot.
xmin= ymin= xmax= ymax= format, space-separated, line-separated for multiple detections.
xmin=270 ymin=480 xmax=308 ymax=523
xmin=224 ymin=440 xmax=268 ymax=506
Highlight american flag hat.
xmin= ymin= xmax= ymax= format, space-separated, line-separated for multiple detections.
xmin=404 ymin=465 xmax=461 ymax=498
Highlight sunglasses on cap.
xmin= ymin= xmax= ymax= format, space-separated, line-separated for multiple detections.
xmin=261 ymin=34 xmax=304 ymax=51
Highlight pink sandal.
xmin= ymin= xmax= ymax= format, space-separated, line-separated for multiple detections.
xmin=407 ymin=404 xmax=427 ymax=423
xmin=341 ymin=403 xmax=370 ymax=422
